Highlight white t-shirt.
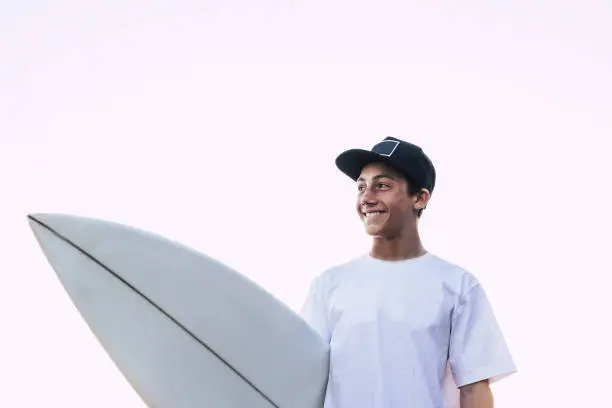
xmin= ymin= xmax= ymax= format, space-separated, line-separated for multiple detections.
xmin=300 ymin=252 xmax=516 ymax=408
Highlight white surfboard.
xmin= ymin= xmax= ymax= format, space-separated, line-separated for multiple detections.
xmin=28 ymin=213 xmax=329 ymax=408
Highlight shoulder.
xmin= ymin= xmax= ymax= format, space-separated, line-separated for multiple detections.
xmin=424 ymin=253 xmax=482 ymax=298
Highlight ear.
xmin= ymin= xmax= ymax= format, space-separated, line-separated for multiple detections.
xmin=413 ymin=188 xmax=431 ymax=211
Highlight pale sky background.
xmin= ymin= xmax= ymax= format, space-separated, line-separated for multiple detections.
xmin=1 ymin=1 xmax=611 ymax=407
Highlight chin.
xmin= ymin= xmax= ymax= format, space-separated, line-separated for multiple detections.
xmin=364 ymin=223 xmax=399 ymax=239
xmin=364 ymin=225 xmax=385 ymax=236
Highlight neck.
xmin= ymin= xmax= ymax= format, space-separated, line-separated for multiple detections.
xmin=369 ymin=226 xmax=426 ymax=261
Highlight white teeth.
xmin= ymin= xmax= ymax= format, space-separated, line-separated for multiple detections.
xmin=365 ymin=212 xmax=383 ymax=217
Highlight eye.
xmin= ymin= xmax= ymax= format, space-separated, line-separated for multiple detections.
xmin=357 ymin=184 xmax=366 ymax=192
xmin=377 ymin=183 xmax=391 ymax=189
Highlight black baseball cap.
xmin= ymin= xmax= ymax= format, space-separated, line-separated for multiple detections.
xmin=335 ymin=136 xmax=436 ymax=194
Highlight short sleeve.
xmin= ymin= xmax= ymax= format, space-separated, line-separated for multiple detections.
xmin=449 ymin=282 xmax=517 ymax=387
xmin=299 ymin=278 xmax=330 ymax=343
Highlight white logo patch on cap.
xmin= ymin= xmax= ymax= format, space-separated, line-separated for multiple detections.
xmin=373 ymin=140 xmax=400 ymax=157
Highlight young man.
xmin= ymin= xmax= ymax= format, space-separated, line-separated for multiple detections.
xmin=300 ymin=137 xmax=516 ymax=408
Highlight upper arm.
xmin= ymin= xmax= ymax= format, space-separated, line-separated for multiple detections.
xmin=449 ymin=281 xmax=517 ymax=387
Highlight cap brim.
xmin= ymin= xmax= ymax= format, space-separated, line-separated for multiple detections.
xmin=335 ymin=149 xmax=394 ymax=181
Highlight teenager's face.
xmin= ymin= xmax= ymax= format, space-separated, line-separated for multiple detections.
xmin=356 ymin=162 xmax=420 ymax=238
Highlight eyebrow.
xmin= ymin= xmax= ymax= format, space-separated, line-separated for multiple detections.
xmin=357 ymin=173 xmax=397 ymax=182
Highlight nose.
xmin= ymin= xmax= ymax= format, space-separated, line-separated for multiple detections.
xmin=360 ymin=188 xmax=377 ymax=206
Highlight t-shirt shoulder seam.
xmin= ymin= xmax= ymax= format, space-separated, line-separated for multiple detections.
xmin=459 ymin=280 xmax=482 ymax=302
xmin=429 ymin=255 xmax=481 ymax=287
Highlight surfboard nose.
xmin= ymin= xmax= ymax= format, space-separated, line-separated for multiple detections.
xmin=27 ymin=213 xmax=79 ymax=245
xmin=27 ymin=213 xmax=53 ymax=226
xmin=28 ymin=213 xmax=60 ymax=222
xmin=27 ymin=213 xmax=57 ymax=235
xmin=27 ymin=213 xmax=85 ymax=231
xmin=27 ymin=213 xmax=47 ymax=235
xmin=27 ymin=214 xmax=61 ymax=257
xmin=27 ymin=213 xmax=40 ymax=221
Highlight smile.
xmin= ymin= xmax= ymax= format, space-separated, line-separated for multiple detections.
xmin=363 ymin=211 xmax=385 ymax=218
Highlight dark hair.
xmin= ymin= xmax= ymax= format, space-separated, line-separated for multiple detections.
xmin=405 ymin=176 xmax=427 ymax=218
